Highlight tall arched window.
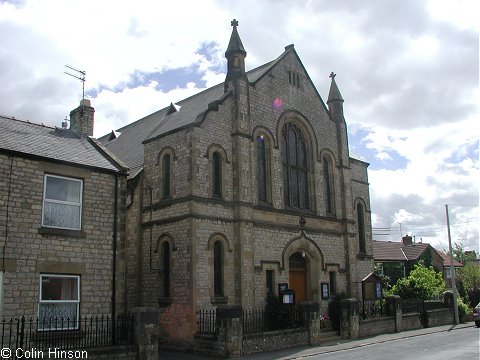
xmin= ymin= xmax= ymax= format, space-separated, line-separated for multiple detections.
xmin=357 ymin=203 xmax=366 ymax=253
xmin=162 ymin=154 xmax=171 ymax=199
xmin=256 ymin=136 xmax=267 ymax=202
xmin=323 ymin=157 xmax=334 ymax=215
xmin=162 ymin=241 xmax=170 ymax=297
xmin=212 ymin=152 xmax=222 ymax=197
xmin=213 ymin=241 xmax=223 ymax=296
xmin=282 ymin=123 xmax=309 ymax=209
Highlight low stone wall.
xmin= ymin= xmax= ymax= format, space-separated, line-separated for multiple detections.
xmin=242 ymin=328 xmax=309 ymax=356
xmin=426 ymin=308 xmax=454 ymax=328
xmin=359 ymin=317 xmax=395 ymax=338
xmin=192 ymin=334 xmax=221 ymax=357
xmin=87 ymin=345 xmax=138 ymax=360
xmin=402 ymin=312 xmax=423 ymax=331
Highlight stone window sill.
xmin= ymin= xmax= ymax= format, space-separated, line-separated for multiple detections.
xmin=38 ymin=227 xmax=85 ymax=238
xmin=210 ymin=296 xmax=228 ymax=305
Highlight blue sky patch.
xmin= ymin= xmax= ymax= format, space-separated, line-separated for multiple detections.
xmin=349 ymin=128 xmax=409 ymax=170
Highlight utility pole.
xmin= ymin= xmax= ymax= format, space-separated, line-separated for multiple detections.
xmin=445 ymin=204 xmax=459 ymax=324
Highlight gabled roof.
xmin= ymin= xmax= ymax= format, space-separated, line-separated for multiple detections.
xmin=402 ymin=242 xmax=430 ymax=260
xmin=372 ymin=240 xmax=407 ymax=261
xmin=98 ymin=51 xmax=291 ymax=179
xmin=99 ymin=43 xmax=335 ymax=180
xmin=438 ymin=252 xmax=464 ymax=268
xmin=373 ymin=240 xmax=464 ymax=268
xmin=0 ymin=115 xmax=127 ymax=173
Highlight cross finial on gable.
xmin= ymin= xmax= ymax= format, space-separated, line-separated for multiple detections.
xmin=329 ymin=72 xmax=336 ymax=79
xmin=231 ymin=19 xmax=238 ymax=28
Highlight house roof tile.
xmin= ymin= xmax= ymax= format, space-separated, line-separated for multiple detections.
xmin=0 ymin=115 xmax=126 ymax=173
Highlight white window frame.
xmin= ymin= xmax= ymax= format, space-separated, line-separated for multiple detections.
xmin=38 ymin=274 xmax=80 ymax=330
xmin=42 ymin=174 xmax=83 ymax=230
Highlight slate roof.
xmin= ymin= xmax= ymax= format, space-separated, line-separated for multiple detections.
xmin=0 ymin=115 xmax=126 ymax=173
xmin=373 ymin=240 xmax=464 ymax=268
xmin=98 ymin=55 xmax=282 ymax=179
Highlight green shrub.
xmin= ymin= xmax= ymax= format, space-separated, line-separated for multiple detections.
xmin=391 ymin=264 xmax=445 ymax=300
xmin=457 ymin=297 xmax=470 ymax=323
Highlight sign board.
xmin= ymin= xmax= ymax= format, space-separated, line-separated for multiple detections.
xmin=321 ymin=282 xmax=329 ymax=299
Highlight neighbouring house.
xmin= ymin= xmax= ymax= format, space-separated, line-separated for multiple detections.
xmin=0 ymin=99 xmax=128 ymax=325
xmin=99 ymin=20 xmax=374 ymax=344
xmin=438 ymin=252 xmax=465 ymax=288
xmin=373 ymin=235 xmax=463 ymax=288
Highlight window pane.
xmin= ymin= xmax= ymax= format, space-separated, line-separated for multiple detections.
xmin=163 ymin=242 xmax=170 ymax=297
xmin=281 ymin=134 xmax=288 ymax=165
xmin=163 ymin=154 xmax=171 ymax=198
xmin=257 ymin=137 xmax=267 ymax=202
xmin=213 ymin=152 xmax=222 ymax=196
xmin=290 ymin=168 xmax=299 ymax=207
xmin=299 ymin=170 xmax=308 ymax=209
xmin=283 ymin=164 xmax=289 ymax=206
xmin=43 ymin=202 xmax=81 ymax=229
xmin=45 ymin=176 xmax=81 ymax=203
xmin=214 ymin=241 xmax=223 ymax=296
xmin=41 ymin=276 xmax=78 ymax=301
xmin=288 ymin=128 xmax=297 ymax=166
xmin=324 ymin=159 xmax=332 ymax=213
xmin=38 ymin=303 xmax=78 ymax=322
xmin=266 ymin=270 xmax=274 ymax=295
xmin=358 ymin=204 xmax=366 ymax=252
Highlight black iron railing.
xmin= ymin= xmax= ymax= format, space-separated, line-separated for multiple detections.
xmin=360 ymin=300 xmax=387 ymax=320
xmin=196 ymin=309 xmax=216 ymax=335
xmin=0 ymin=314 xmax=134 ymax=354
xmin=243 ymin=305 xmax=305 ymax=334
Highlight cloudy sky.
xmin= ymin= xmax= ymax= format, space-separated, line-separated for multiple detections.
xmin=1 ymin=0 xmax=478 ymax=254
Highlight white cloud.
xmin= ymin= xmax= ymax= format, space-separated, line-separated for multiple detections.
xmin=1 ymin=0 xmax=478 ymax=255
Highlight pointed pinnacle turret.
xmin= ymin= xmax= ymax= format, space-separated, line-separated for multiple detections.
xmin=327 ymin=72 xmax=344 ymax=118
xmin=327 ymin=72 xmax=344 ymax=103
xmin=225 ymin=19 xmax=247 ymax=88
xmin=225 ymin=19 xmax=246 ymax=57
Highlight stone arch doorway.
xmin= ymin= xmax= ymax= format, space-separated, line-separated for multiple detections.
xmin=283 ymin=233 xmax=324 ymax=303
xmin=289 ymin=252 xmax=307 ymax=303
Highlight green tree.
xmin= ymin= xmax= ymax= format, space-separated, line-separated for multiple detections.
xmin=391 ymin=263 xmax=446 ymax=300
xmin=452 ymin=242 xmax=477 ymax=265
xmin=457 ymin=262 xmax=480 ymax=293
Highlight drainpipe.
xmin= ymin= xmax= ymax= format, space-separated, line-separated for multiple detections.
xmin=112 ymin=173 xmax=119 ymax=344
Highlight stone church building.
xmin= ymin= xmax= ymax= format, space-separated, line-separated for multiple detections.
xmin=101 ymin=20 xmax=374 ymax=341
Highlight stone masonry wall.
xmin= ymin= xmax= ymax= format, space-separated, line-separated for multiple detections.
xmin=0 ymin=154 xmax=122 ymax=320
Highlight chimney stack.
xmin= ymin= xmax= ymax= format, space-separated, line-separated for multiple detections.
xmin=401 ymin=235 xmax=413 ymax=246
xmin=69 ymin=99 xmax=94 ymax=137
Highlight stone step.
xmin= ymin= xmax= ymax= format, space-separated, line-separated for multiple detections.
xmin=318 ymin=331 xmax=342 ymax=344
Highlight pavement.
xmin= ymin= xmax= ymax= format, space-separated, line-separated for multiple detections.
xmin=158 ymin=321 xmax=478 ymax=359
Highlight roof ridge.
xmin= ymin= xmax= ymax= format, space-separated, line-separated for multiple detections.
xmin=0 ymin=115 xmax=55 ymax=129
xmin=100 ymin=59 xmax=278 ymax=138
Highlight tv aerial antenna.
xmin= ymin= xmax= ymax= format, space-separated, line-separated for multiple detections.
xmin=65 ymin=65 xmax=86 ymax=99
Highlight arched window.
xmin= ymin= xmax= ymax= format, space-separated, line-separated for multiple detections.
xmin=213 ymin=241 xmax=223 ymax=296
xmin=162 ymin=154 xmax=171 ymax=199
xmin=323 ymin=157 xmax=334 ymax=215
xmin=212 ymin=152 xmax=222 ymax=197
xmin=162 ymin=241 xmax=170 ymax=297
xmin=256 ymin=135 xmax=267 ymax=202
xmin=282 ymin=123 xmax=309 ymax=209
xmin=357 ymin=203 xmax=366 ymax=253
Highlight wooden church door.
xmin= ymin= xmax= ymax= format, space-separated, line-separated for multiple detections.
xmin=289 ymin=252 xmax=307 ymax=303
